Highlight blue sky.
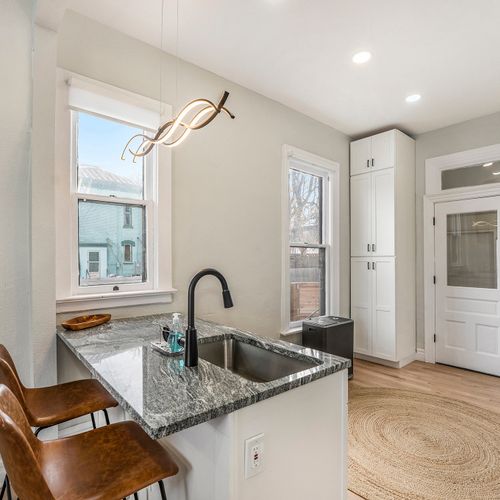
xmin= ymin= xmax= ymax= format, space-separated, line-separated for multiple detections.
xmin=78 ymin=111 xmax=144 ymax=184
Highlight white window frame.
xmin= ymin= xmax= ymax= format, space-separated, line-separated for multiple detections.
xmin=55 ymin=70 xmax=176 ymax=312
xmin=281 ymin=145 xmax=340 ymax=334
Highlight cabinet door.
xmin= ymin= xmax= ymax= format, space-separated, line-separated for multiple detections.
xmin=372 ymin=168 xmax=394 ymax=256
xmin=350 ymin=137 xmax=372 ymax=176
xmin=350 ymin=173 xmax=372 ymax=257
xmin=351 ymin=259 xmax=372 ymax=355
xmin=371 ymin=130 xmax=395 ymax=171
xmin=371 ymin=258 xmax=395 ymax=360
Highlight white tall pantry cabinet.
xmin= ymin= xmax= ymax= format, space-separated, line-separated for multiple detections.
xmin=350 ymin=130 xmax=416 ymax=367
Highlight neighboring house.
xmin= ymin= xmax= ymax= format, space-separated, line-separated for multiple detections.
xmin=78 ymin=165 xmax=145 ymax=285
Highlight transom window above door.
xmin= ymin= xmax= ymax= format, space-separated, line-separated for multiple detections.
xmin=425 ymin=144 xmax=500 ymax=195
xmin=442 ymin=160 xmax=500 ymax=191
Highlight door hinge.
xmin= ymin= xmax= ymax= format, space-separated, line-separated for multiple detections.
xmin=432 ymin=217 xmax=436 ymax=226
xmin=433 ymin=275 xmax=436 ymax=284
xmin=433 ymin=334 xmax=436 ymax=343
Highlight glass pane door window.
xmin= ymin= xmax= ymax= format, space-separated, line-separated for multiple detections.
xmin=288 ymin=163 xmax=329 ymax=326
xmin=447 ymin=210 xmax=498 ymax=289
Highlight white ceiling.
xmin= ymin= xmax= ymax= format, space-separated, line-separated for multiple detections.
xmin=68 ymin=0 xmax=500 ymax=136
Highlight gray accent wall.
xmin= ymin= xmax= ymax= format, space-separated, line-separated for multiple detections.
xmin=415 ymin=111 xmax=500 ymax=349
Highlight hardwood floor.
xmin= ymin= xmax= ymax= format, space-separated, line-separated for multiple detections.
xmin=350 ymin=358 xmax=500 ymax=413
xmin=346 ymin=358 xmax=500 ymax=499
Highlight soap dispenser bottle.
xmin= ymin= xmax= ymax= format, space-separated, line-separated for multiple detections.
xmin=170 ymin=313 xmax=183 ymax=352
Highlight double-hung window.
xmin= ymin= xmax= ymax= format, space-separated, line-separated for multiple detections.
xmin=55 ymin=72 xmax=175 ymax=312
xmin=282 ymin=146 xmax=340 ymax=332
xmin=74 ymin=111 xmax=150 ymax=290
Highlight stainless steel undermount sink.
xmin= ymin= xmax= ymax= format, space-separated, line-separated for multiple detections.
xmin=198 ymin=337 xmax=319 ymax=383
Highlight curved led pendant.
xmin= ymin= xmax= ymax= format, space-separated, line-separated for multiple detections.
xmin=122 ymin=91 xmax=235 ymax=161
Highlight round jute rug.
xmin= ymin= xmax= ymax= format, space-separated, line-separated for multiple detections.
xmin=349 ymin=388 xmax=500 ymax=500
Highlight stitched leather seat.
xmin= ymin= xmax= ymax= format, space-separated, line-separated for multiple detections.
xmin=0 ymin=345 xmax=118 ymax=428
xmin=0 ymin=385 xmax=179 ymax=499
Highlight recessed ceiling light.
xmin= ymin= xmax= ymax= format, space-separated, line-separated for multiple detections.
xmin=483 ymin=162 xmax=493 ymax=167
xmin=492 ymin=171 xmax=500 ymax=176
xmin=405 ymin=94 xmax=421 ymax=103
xmin=352 ymin=51 xmax=372 ymax=64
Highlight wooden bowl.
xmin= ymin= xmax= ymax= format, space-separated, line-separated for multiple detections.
xmin=61 ymin=314 xmax=111 ymax=331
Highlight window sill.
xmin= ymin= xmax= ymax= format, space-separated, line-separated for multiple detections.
xmin=280 ymin=326 xmax=303 ymax=337
xmin=56 ymin=288 xmax=177 ymax=314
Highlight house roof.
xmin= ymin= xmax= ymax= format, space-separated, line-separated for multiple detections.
xmin=79 ymin=165 xmax=140 ymax=188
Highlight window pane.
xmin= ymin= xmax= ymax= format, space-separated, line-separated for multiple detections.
xmin=441 ymin=160 xmax=500 ymax=191
xmin=290 ymin=246 xmax=326 ymax=322
xmin=447 ymin=211 xmax=497 ymax=289
xmin=78 ymin=200 xmax=146 ymax=286
xmin=76 ymin=112 xmax=145 ymax=199
xmin=289 ymin=168 xmax=323 ymax=244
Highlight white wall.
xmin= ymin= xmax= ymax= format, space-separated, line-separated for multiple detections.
xmin=415 ymin=111 xmax=500 ymax=349
xmin=0 ymin=0 xmax=34 ymax=383
xmin=56 ymin=11 xmax=350 ymax=338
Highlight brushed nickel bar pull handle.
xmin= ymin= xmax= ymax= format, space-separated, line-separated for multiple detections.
xmin=366 ymin=159 xmax=370 ymax=168
xmin=372 ymin=243 xmax=376 ymax=252
xmin=371 ymin=158 xmax=375 ymax=167
xmin=367 ymin=243 xmax=370 ymax=252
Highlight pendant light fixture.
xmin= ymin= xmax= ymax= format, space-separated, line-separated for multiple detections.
xmin=122 ymin=0 xmax=235 ymax=161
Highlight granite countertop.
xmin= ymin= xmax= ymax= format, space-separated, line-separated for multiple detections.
xmin=57 ymin=314 xmax=350 ymax=439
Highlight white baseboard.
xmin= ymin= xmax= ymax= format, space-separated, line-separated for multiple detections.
xmin=415 ymin=348 xmax=426 ymax=362
xmin=354 ymin=352 xmax=417 ymax=368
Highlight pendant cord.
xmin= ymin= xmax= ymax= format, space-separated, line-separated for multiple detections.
xmin=159 ymin=0 xmax=165 ymax=118
xmin=176 ymin=0 xmax=179 ymax=110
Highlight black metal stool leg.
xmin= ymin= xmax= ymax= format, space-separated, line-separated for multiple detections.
xmin=103 ymin=408 xmax=110 ymax=426
xmin=0 ymin=476 xmax=6 ymax=500
xmin=158 ymin=480 xmax=167 ymax=500
xmin=34 ymin=426 xmax=46 ymax=437
xmin=5 ymin=476 xmax=11 ymax=500
xmin=134 ymin=493 xmax=139 ymax=500
xmin=90 ymin=413 xmax=96 ymax=429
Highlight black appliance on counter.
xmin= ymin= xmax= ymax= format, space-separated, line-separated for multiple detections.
xmin=302 ymin=316 xmax=354 ymax=379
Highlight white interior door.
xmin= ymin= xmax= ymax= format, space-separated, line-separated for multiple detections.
xmin=372 ymin=168 xmax=394 ymax=256
xmin=435 ymin=197 xmax=500 ymax=376
xmin=351 ymin=258 xmax=372 ymax=354
xmin=372 ymin=257 xmax=396 ymax=360
xmin=350 ymin=137 xmax=372 ymax=175
xmin=350 ymin=173 xmax=372 ymax=256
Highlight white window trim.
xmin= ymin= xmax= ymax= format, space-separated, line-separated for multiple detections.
xmin=281 ymin=145 xmax=340 ymax=335
xmin=55 ymin=70 xmax=176 ymax=312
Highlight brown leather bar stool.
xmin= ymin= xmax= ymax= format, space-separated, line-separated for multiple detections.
xmin=0 ymin=345 xmax=118 ymax=499
xmin=0 ymin=345 xmax=118 ymax=434
xmin=0 ymin=384 xmax=178 ymax=499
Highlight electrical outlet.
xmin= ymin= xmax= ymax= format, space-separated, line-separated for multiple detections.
xmin=244 ymin=433 xmax=264 ymax=479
